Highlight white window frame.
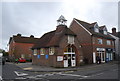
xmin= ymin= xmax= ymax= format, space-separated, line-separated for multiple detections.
xmin=49 ymin=47 xmax=55 ymax=55
xmin=103 ymin=30 xmax=107 ymax=35
xmin=98 ymin=38 xmax=103 ymax=44
xmin=33 ymin=49 xmax=37 ymax=56
xmin=107 ymin=40 xmax=111 ymax=45
xmin=94 ymin=23 xmax=99 ymax=33
xmin=40 ymin=48 xmax=45 ymax=55
xmin=68 ymin=35 xmax=75 ymax=44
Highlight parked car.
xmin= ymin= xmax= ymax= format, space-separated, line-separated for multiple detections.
xmin=18 ymin=58 xmax=26 ymax=63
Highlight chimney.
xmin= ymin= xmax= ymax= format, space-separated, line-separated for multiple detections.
xmin=112 ymin=28 xmax=116 ymax=35
xmin=17 ymin=33 xmax=21 ymax=37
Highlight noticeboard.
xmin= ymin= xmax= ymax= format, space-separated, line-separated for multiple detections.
xmin=37 ymin=55 xmax=40 ymax=59
xmin=57 ymin=56 xmax=63 ymax=61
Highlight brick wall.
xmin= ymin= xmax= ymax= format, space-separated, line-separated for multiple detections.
xmin=9 ymin=42 xmax=34 ymax=60
xmin=69 ymin=20 xmax=93 ymax=63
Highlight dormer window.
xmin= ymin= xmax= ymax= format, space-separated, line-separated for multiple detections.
xmin=103 ymin=27 xmax=108 ymax=35
xmin=103 ymin=30 xmax=107 ymax=35
xmin=94 ymin=23 xmax=99 ymax=33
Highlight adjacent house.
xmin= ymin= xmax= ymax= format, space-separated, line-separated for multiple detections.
xmin=69 ymin=18 xmax=115 ymax=64
xmin=109 ymin=28 xmax=120 ymax=60
xmin=8 ymin=34 xmax=39 ymax=61
xmin=32 ymin=15 xmax=83 ymax=67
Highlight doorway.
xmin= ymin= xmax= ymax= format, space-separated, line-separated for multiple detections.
xmin=64 ymin=45 xmax=76 ymax=67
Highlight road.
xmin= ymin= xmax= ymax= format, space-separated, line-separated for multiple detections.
xmin=0 ymin=57 xmax=2 ymax=80
xmin=2 ymin=62 xmax=119 ymax=81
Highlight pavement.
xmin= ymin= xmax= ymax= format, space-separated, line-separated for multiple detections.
xmin=11 ymin=61 xmax=118 ymax=72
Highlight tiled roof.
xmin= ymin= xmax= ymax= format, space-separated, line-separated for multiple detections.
xmin=111 ymin=32 xmax=120 ymax=38
xmin=9 ymin=35 xmax=39 ymax=44
xmin=74 ymin=18 xmax=115 ymax=40
xmin=32 ymin=26 xmax=76 ymax=49
xmin=33 ymin=31 xmax=56 ymax=48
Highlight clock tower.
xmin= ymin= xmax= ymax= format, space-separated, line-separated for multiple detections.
xmin=57 ymin=15 xmax=67 ymax=26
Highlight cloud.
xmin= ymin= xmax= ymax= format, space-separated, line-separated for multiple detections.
xmin=1 ymin=1 xmax=118 ymax=51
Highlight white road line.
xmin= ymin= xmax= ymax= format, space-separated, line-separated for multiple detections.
xmin=0 ymin=76 xmax=2 ymax=81
xmin=36 ymin=73 xmax=55 ymax=77
xmin=14 ymin=71 xmax=28 ymax=76
xmin=57 ymin=73 xmax=89 ymax=78
xmin=15 ymin=77 xmax=27 ymax=79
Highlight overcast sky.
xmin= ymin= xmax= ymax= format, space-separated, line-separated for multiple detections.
xmin=0 ymin=0 xmax=119 ymax=51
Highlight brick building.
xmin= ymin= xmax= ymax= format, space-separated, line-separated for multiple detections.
xmin=69 ymin=18 xmax=115 ymax=64
xmin=8 ymin=34 xmax=39 ymax=61
xmin=109 ymin=28 xmax=120 ymax=60
xmin=32 ymin=16 xmax=83 ymax=67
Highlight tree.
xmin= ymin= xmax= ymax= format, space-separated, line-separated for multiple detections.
xmin=2 ymin=50 xmax=9 ymax=56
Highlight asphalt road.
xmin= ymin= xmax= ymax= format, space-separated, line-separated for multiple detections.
xmin=0 ymin=57 xmax=2 ymax=80
xmin=2 ymin=62 xmax=119 ymax=81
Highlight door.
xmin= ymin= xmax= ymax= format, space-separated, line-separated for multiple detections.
xmin=68 ymin=54 xmax=71 ymax=66
xmin=64 ymin=55 xmax=68 ymax=67
xmin=71 ymin=54 xmax=76 ymax=66
xmin=64 ymin=45 xmax=76 ymax=67
xmin=99 ymin=51 xmax=105 ymax=63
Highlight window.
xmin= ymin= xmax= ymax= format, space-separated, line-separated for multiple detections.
xmin=40 ymin=48 xmax=45 ymax=55
xmin=98 ymin=38 xmax=103 ymax=44
xmin=103 ymin=30 xmax=107 ymax=35
xmin=49 ymin=47 xmax=54 ymax=55
xmin=94 ymin=23 xmax=99 ymax=33
xmin=107 ymin=40 xmax=111 ymax=45
xmin=68 ymin=35 xmax=74 ymax=44
xmin=21 ymin=54 xmax=25 ymax=58
xmin=103 ymin=27 xmax=108 ymax=35
xmin=33 ymin=49 xmax=37 ymax=56
xmin=95 ymin=28 xmax=99 ymax=33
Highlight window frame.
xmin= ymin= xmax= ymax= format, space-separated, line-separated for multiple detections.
xmin=97 ymin=38 xmax=103 ymax=44
xmin=49 ymin=47 xmax=55 ymax=55
xmin=68 ymin=35 xmax=75 ymax=44
xmin=33 ymin=49 xmax=37 ymax=56
xmin=40 ymin=48 xmax=45 ymax=55
xmin=106 ymin=40 xmax=111 ymax=45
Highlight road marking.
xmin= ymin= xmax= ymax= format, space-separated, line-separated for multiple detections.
xmin=36 ymin=73 xmax=56 ymax=77
xmin=25 ymin=75 xmax=43 ymax=80
xmin=57 ymin=73 xmax=89 ymax=78
xmin=15 ymin=77 xmax=27 ymax=79
xmin=23 ymin=67 xmax=33 ymax=70
xmin=0 ymin=76 xmax=2 ymax=81
xmin=14 ymin=71 xmax=28 ymax=76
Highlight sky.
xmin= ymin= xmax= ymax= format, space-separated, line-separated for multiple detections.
xmin=0 ymin=0 xmax=119 ymax=51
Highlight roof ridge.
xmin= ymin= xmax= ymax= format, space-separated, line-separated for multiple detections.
xmin=74 ymin=18 xmax=91 ymax=25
